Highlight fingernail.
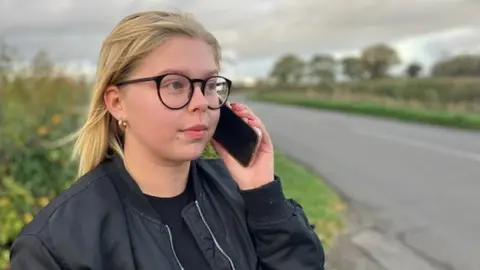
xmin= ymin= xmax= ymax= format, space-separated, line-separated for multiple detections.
xmin=254 ymin=127 xmax=262 ymax=137
xmin=232 ymin=103 xmax=244 ymax=109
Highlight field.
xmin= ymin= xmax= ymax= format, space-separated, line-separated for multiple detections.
xmin=249 ymin=77 xmax=480 ymax=130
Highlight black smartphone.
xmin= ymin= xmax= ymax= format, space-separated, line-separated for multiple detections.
xmin=212 ymin=104 xmax=261 ymax=167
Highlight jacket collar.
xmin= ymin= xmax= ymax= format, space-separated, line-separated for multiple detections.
xmin=104 ymin=154 xmax=205 ymax=223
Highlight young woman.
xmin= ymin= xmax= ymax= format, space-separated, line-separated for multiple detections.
xmin=10 ymin=11 xmax=325 ymax=270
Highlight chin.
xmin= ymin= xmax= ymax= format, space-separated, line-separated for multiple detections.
xmin=177 ymin=143 xmax=207 ymax=161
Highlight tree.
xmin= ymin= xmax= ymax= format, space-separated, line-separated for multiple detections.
xmin=0 ymin=37 xmax=15 ymax=85
xmin=0 ymin=37 xmax=16 ymax=125
xmin=431 ymin=54 xmax=480 ymax=77
xmin=269 ymin=54 xmax=305 ymax=85
xmin=341 ymin=57 xmax=365 ymax=80
xmin=405 ymin=62 xmax=422 ymax=78
xmin=360 ymin=43 xmax=400 ymax=79
xmin=307 ymin=54 xmax=336 ymax=84
xmin=31 ymin=49 xmax=54 ymax=78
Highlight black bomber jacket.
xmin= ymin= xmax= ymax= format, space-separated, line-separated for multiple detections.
xmin=10 ymin=155 xmax=325 ymax=269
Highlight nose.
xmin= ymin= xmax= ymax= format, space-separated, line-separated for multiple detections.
xmin=188 ymin=84 xmax=209 ymax=111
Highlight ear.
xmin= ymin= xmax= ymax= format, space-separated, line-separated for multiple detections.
xmin=104 ymin=85 xmax=126 ymax=121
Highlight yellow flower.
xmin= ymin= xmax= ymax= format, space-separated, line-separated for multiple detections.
xmin=51 ymin=114 xmax=62 ymax=125
xmin=60 ymin=159 xmax=68 ymax=167
xmin=331 ymin=202 xmax=347 ymax=212
xmin=23 ymin=213 xmax=34 ymax=223
xmin=0 ymin=197 xmax=9 ymax=206
xmin=37 ymin=126 xmax=49 ymax=136
xmin=38 ymin=197 xmax=50 ymax=207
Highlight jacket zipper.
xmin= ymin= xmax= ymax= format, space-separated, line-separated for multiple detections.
xmin=165 ymin=225 xmax=185 ymax=270
xmin=195 ymin=200 xmax=236 ymax=270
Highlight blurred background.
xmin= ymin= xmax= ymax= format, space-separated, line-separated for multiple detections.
xmin=1 ymin=1 xmax=479 ymax=269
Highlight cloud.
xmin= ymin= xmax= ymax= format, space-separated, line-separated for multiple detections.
xmin=330 ymin=26 xmax=480 ymax=75
xmin=1 ymin=0 xmax=479 ymax=77
xmin=219 ymin=0 xmax=480 ymax=60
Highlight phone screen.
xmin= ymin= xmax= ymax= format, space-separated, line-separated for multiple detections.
xmin=212 ymin=104 xmax=260 ymax=167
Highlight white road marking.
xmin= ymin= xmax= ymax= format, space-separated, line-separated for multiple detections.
xmin=353 ymin=128 xmax=480 ymax=163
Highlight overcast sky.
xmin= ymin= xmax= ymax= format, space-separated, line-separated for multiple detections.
xmin=1 ymin=0 xmax=479 ymax=78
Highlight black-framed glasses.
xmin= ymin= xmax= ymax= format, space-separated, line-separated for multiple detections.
xmin=115 ymin=73 xmax=232 ymax=110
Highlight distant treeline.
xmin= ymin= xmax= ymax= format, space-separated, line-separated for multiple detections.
xmin=261 ymin=43 xmax=480 ymax=87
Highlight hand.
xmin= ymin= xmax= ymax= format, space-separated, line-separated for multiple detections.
xmin=211 ymin=103 xmax=275 ymax=190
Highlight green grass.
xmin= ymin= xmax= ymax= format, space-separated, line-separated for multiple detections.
xmin=273 ymin=151 xmax=345 ymax=249
xmin=204 ymin=146 xmax=345 ymax=250
xmin=250 ymin=92 xmax=480 ymax=130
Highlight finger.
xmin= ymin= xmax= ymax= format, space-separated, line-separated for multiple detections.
xmin=245 ymin=117 xmax=271 ymax=146
xmin=232 ymin=104 xmax=272 ymax=147
xmin=230 ymin=103 xmax=255 ymax=119
xmin=230 ymin=103 xmax=258 ymax=126
xmin=234 ymin=109 xmax=256 ymax=120
xmin=230 ymin=103 xmax=272 ymax=145
xmin=230 ymin=104 xmax=256 ymax=119
xmin=230 ymin=103 xmax=247 ymax=111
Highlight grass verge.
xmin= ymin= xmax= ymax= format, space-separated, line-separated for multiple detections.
xmin=249 ymin=92 xmax=480 ymax=130
xmin=204 ymin=142 xmax=346 ymax=249
xmin=273 ymin=151 xmax=346 ymax=250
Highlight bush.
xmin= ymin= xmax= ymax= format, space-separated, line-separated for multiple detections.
xmin=339 ymin=77 xmax=480 ymax=105
xmin=0 ymin=72 xmax=89 ymax=268
xmin=251 ymin=91 xmax=480 ymax=130
xmin=259 ymin=77 xmax=480 ymax=112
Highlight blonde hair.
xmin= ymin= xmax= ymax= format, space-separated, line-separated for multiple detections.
xmin=72 ymin=11 xmax=222 ymax=177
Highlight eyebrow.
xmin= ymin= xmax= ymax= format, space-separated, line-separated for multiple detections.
xmin=156 ymin=69 xmax=219 ymax=78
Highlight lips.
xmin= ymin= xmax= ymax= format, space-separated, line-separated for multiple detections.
xmin=181 ymin=124 xmax=208 ymax=139
xmin=182 ymin=124 xmax=208 ymax=132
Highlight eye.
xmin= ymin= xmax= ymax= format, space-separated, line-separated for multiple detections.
xmin=162 ymin=81 xmax=186 ymax=90
xmin=206 ymin=82 xmax=217 ymax=91
xmin=160 ymin=74 xmax=190 ymax=90
xmin=166 ymin=80 xmax=185 ymax=89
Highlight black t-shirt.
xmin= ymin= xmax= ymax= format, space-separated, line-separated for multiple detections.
xmin=145 ymin=178 xmax=211 ymax=270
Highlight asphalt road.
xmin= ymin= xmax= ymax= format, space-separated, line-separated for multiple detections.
xmin=235 ymin=94 xmax=480 ymax=270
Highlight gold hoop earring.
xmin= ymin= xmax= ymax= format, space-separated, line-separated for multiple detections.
xmin=118 ymin=120 xmax=128 ymax=131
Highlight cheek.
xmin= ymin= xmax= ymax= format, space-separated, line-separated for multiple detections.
xmin=126 ymin=93 xmax=180 ymax=137
xmin=208 ymin=110 xmax=220 ymax=130
xmin=129 ymin=93 xmax=159 ymax=119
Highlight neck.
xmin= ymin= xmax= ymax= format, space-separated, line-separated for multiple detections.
xmin=122 ymin=138 xmax=190 ymax=198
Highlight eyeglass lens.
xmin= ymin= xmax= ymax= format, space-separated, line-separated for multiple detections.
xmin=158 ymin=74 xmax=229 ymax=108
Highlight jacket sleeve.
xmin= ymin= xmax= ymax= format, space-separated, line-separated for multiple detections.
xmin=10 ymin=234 xmax=63 ymax=270
xmin=240 ymin=176 xmax=325 ymax=270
